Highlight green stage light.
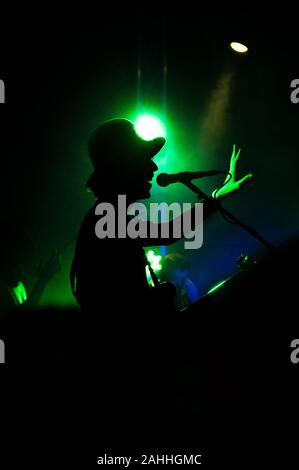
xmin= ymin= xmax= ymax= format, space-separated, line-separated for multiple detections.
xmin=134 ymin=114 xmax=166 ymax=141
xmin=146 ymin=250 xmax=162 ymax=272
xmin=230 ymin=42 xmax=248 ymax=53
xmin=145 ymin=249 xmax=162 ymax=287
xmin=12 ymin=281 xmax=27 ymax=305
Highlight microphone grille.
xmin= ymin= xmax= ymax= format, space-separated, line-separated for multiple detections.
xmin=156 ymin=173 xmax=169 ymax=187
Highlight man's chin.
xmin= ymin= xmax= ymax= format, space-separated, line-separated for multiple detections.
xmin=137 ymin=189 xmax=151 ymax=200
xmin=136 ymin=183 xmax=152 ymax=200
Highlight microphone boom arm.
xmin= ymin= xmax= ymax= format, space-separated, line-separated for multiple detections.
xmin=182 ymin=180 xmax=274 ymax=250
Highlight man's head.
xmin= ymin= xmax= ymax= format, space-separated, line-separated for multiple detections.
xmin=86 ymin=118 xmax=166 ymax=200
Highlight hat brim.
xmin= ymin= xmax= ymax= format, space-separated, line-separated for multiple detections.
xmin=140 ymin=136 xmax=166 ymax=159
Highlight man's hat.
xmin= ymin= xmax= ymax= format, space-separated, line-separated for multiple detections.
xmin=86 ymin=118 xmax=166 ymax=192
xmin=88 ymin=118 xmax=166 ymax=170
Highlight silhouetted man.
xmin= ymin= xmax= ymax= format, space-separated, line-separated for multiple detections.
xmin=71 ymin=119 xmax=251 ymax=322
xmin=68 ymin=118 xmax=253 ymax=448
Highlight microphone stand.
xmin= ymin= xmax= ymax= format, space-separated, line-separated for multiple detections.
xmin=182 ymin=180 xmax=274 ymax=250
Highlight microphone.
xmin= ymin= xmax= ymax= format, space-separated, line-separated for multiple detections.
xmin=156 ymin=170 xmax=224 ymax=187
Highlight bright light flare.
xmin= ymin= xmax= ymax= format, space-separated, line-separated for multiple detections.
xmin=146 ymin=250 xmax=162 ymax=272
xmin=134 ymin=114 xmax=166 ymax=141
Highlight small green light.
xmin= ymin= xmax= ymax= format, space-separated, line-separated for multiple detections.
xmin=134 ymin=114 xmax=166 ymax=141
xmin=230 ymin=42 xmax=248 ymax=53
xmin=207 ymin=279 xmax=227 ymax=295
xmin=146 ymin=250 xmax=162 ymax=272
xmin=12 ymin=281 xmax=27 ymax=305
xmin=145 ymin=266 xmax=154 ymax=287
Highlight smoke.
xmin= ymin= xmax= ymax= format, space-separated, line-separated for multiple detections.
xmin=200 ymin=69 xmax=234 ymax=154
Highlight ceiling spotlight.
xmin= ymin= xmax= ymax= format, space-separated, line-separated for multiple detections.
xmin=230 ymin=42 xmax=248 ymax=54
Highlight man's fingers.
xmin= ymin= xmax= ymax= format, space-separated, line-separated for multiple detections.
xmin=238 ymin=173 xmax=253 ymax=187
xmin=235 ymin=148 xmax=241 ymax=160
xmin=230 ymin=146 xmax=241 ymax=170
xmin=232 ymin=148 xmax=241 ymax=166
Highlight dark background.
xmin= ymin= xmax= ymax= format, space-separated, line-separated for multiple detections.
xmin=0 ymin=14 xmax=299 ymax=464
xmin=0 ymin=14 xmax=298 ymax=307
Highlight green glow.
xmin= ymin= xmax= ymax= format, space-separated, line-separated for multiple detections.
xmin=230 ymin=42 xmax=248 ymax=53
xmin=146 ymin=250 xmax=162 ymax=272
xmin=145 ymin=266 xmax=154 ymax=287
xmin=129 ymin=107 xmax=188 ymax=204
xmin=134 ymin=114 xmax=166 ymax=141
xmin=207 ymin=279 xmax=227 ymax=295
xmin=39 ymin=248 xmax=78 ymax=309
xmin=12 ymin=281 xmax=27 ymax=305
